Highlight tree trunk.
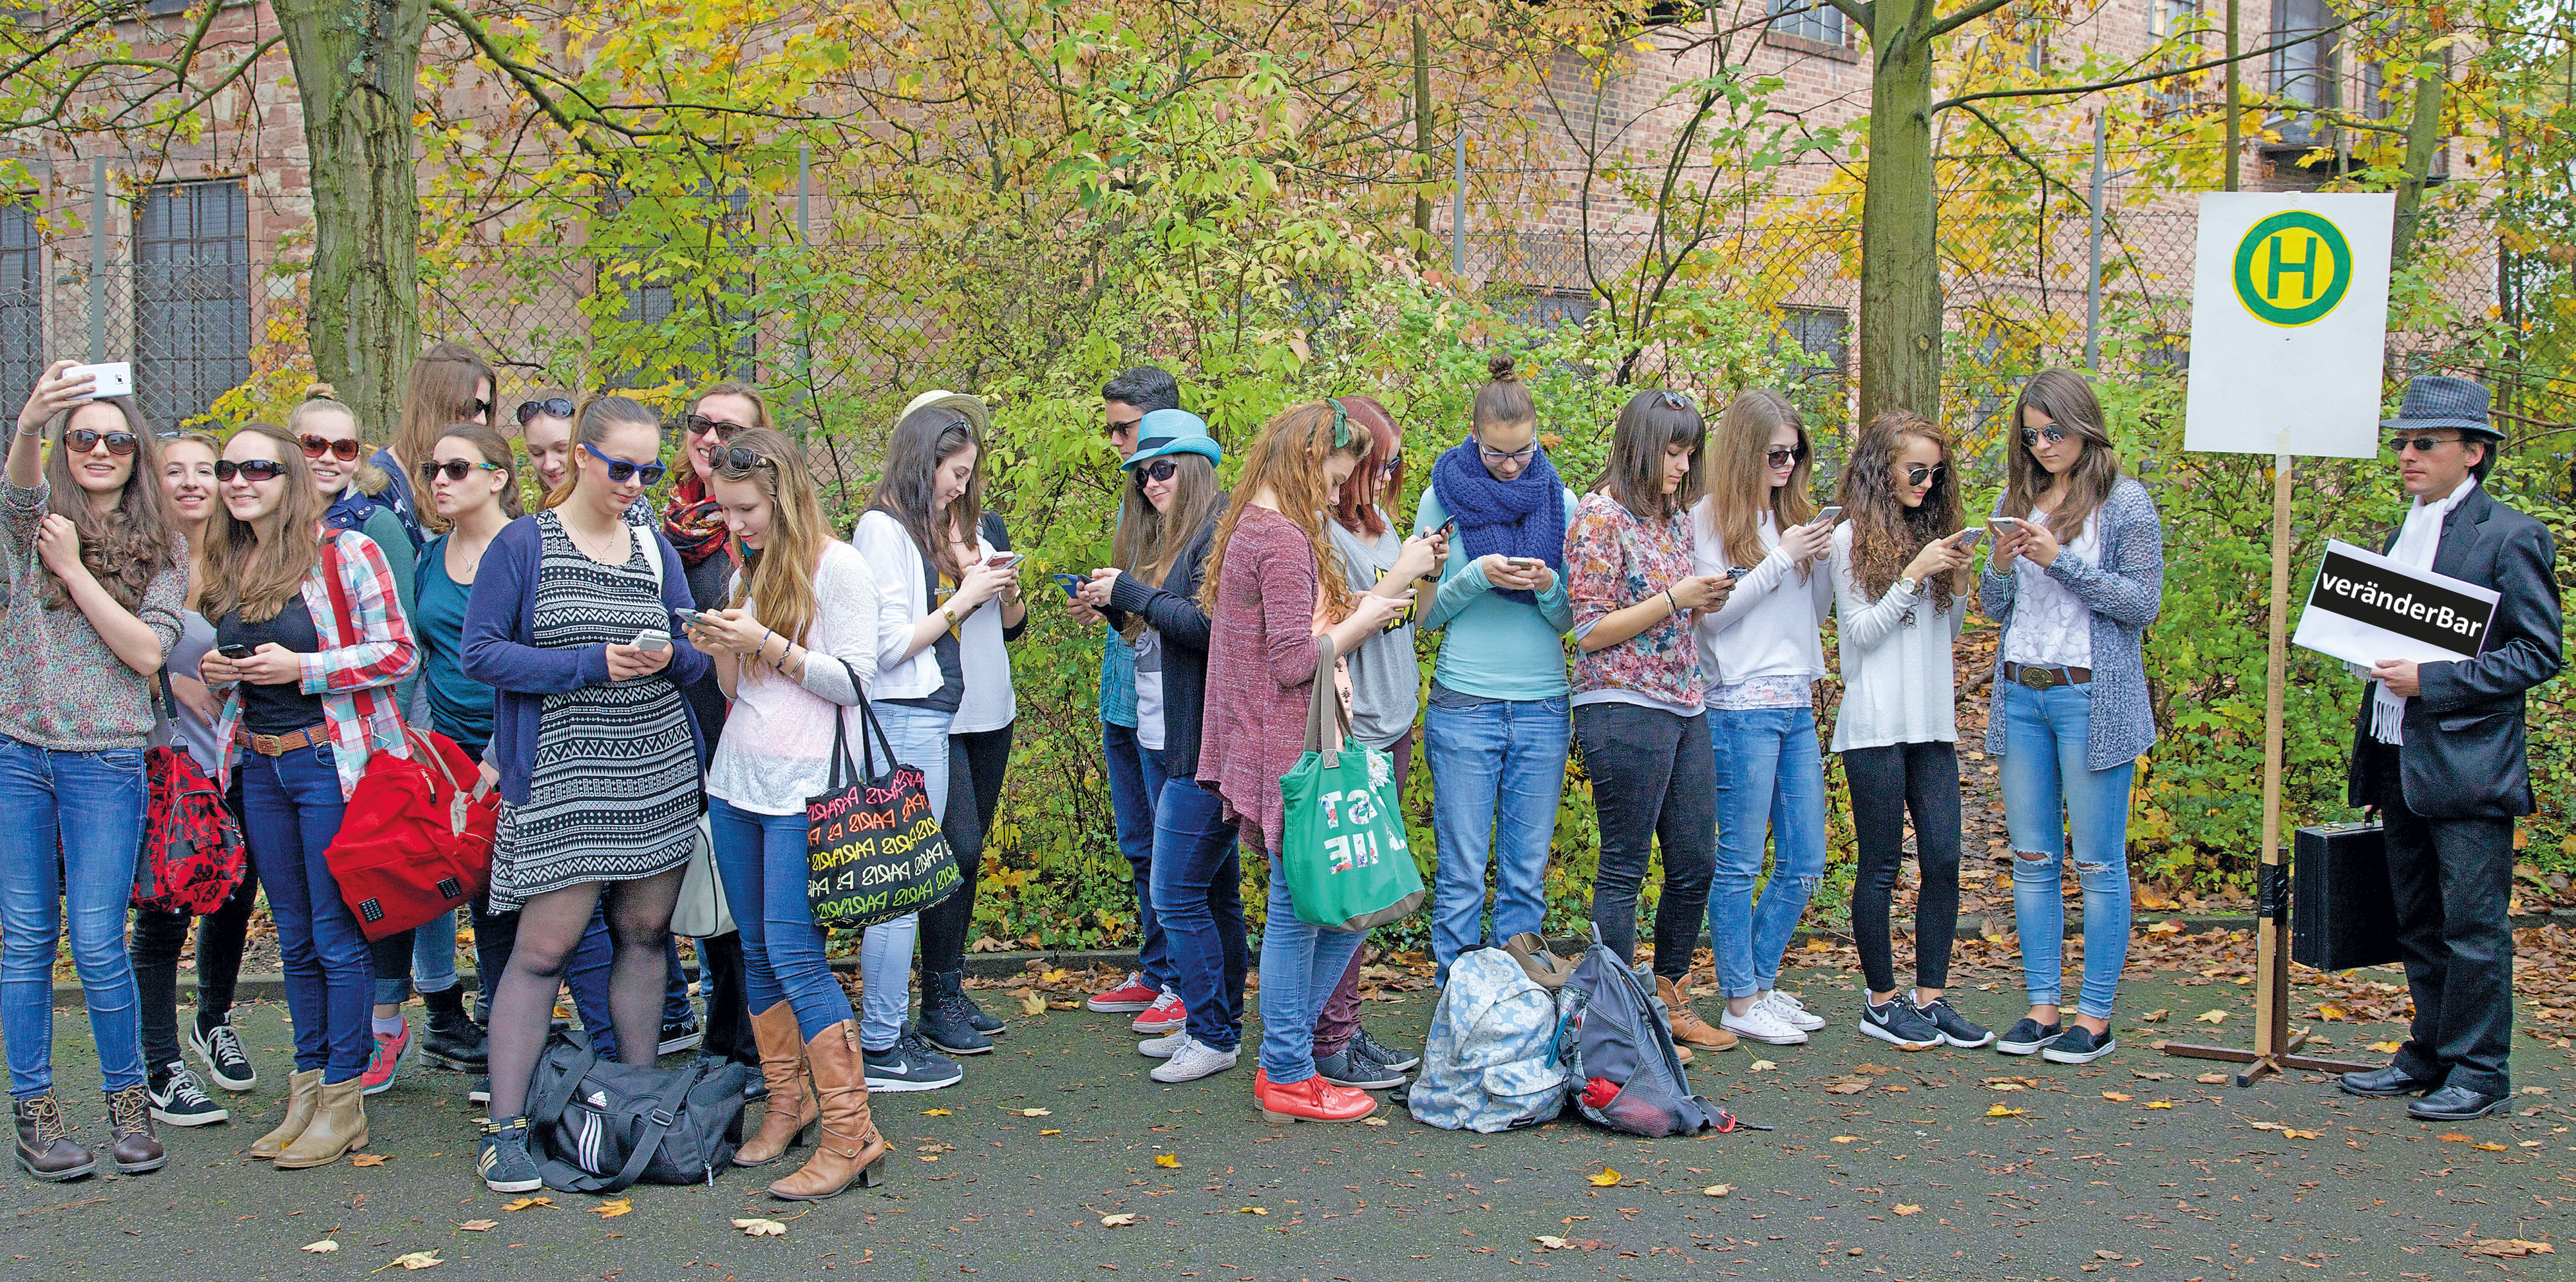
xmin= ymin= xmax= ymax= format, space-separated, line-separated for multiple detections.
xmin=1855 ymin=0 xmax=1941 ymax=425
xmin=2389 ymin=55 xmax=2446 ymax=267
xmin=274 ymin=0 xmax=428 ymax=442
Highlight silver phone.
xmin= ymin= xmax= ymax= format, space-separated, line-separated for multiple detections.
xmin=1815 ymin=505 xmax=1843 ymax=525
xmin=65 ymin=361 xmax=133 ymax=399
xmin=1953 ymin=528 xmax=1985 ymax=550
xmin=633 ymin=629 xmax=671 ymax=653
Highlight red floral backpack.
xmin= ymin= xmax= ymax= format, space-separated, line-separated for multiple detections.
xmin=133 ymin=681 xmax=248 ymax=915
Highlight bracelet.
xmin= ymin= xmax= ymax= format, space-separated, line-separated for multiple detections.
xmin=761 ymin=627 xmax=779 ymax=667
xmin=1665 ymin=588 xmax=1680 ymax=616
xmin=15 ymin=421 xmax=41 ymax=437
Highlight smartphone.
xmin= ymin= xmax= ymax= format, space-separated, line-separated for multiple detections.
xmin=1438 ymin=519 xmax=1459 ymax=539
xmin=987 ymin=552 xmax=1024 ymax=569
xmin=1725 ymin=566 xmax=1754 ymax=579
xmin=64 ymin=361 xmax=133 ymax=399
xmin=1952 ymin=528 xmax=1985 ymax=550
xmin=1987 ymin=515 xmax=2022 ymax=538
xmin=1815 ymin=505 xmax=1844 ymax=526
xmin=1050 ymin=572 xmax=1086 ymax=600
xmin=1506 ymin=556 xmax=1543 ymax=569
xmin=672 ymin=607 xmax=707 ymax=629
xmin=216 ymin=643 xmax=255 ymax=660
xmin=633 ymin=629 xmax=671 ymax=653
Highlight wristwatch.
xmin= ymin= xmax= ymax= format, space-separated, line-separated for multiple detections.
xmin=1895 ymin=575 xmax=1922 ymax=596
xmin=940 ymin=605 xmax=960 ymax=629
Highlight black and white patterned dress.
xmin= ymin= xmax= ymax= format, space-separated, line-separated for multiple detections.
xmin=488 ymin=510 xmax=700 ymax=910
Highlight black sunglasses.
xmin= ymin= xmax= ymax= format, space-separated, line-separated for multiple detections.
xmin=515 ymin=397 xmax=574 ymax=425
xmin=1765 ymin=445 xmax=1808 ymax=468
xmin=712 ymin=446 xmax=777 ymax=475
xmin=1133 ymin=457 xmax=1180 ymax=484
xmin=68 ymin=428 xmax=138 ymax=457
xmin=2020 ymin=425 xmax=2072 ymax=448
xmin=1654 ymin=389 xmax=1696 ymax=411
xmin=214 ymin=459 xmax=287 ymax=482
xmin=419 ymin=458 xmax=504 ymax=483
xmin=2388 ymin=434 xmax=2465 ymax=454
xmin=1104 ymin=415 xmax=1143 ymax=439
xmin=1905 ymin=463 xmax=1944 ymax=486
xmin=467 ymin=398 xmax=491 ymax=420
xmin=682 ymin=414 xmax=747 ymax=441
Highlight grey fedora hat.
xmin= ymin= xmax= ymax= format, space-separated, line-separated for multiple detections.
xmin=2382 ymin=374 xmax=2499 ymax=441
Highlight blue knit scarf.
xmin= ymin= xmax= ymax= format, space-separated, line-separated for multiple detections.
xmin=1430 ymin=440 xmax=1564 ymax=604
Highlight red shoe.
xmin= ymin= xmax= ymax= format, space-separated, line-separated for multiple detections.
xmin=1254 ymin=1069 xmax=1378 ymax=1124
xmin=361 ymin=1020 xmax=409 ymax=1096
xmin=1087 ymin=972 xmax=1159 ymax=1014
xmin=1132 ymin=990 xmax=1186 ymax=1035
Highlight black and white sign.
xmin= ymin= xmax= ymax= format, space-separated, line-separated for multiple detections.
xmin=2292 ymin=539 xmax=2500 ymax=667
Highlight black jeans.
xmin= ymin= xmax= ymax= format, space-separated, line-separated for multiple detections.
xmin=1575 ymin=702 xmax=1716 ymax=980
xmin=1843 ymin=741 xmax=1962 ymax=996
xmin=920 ymin=725 xmax=1012 ymax=977
xmin=129 ymin=866 xmax=259 ymax=1073
xmin=2362 ymin=741 xmax=2516 ymax=1095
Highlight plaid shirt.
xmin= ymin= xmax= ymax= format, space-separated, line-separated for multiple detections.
xmin=213 ymin=528 xmax=417 ymax=799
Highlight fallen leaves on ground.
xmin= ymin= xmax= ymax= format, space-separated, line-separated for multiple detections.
xmin=2138 ymin=1009 xmax=2170 ymax=1023
xmin=350 ymin=1153 xmax=389 ymax=1167
xmin=2144 ymin=1100 xmax=2176 ymax=1109
xmin=2101 ymin=1091 xmax=2133 ymax=1102
xmin=500 ymin=1197 xmax=553 ymax=1212
xmin=923 ymin=1109 xmax=951 ymax=1116
xmin=2248 ymin=1122 xmax=2320 ymax=1139
xmin=2315 ymin=1003 xmax=2348 ymax=1020
xmin=1750 ymin=1060 xmax=1777 ymax=1071
xmin=375 ymin=1252 xmax=442 ymax=1272
xmin=733 ymin=1218 xmax=788 ymax=1237
xmin=1238 ymin=1206 xmax=1267 ymax=1215
xmin=2095 ymin=1250 xmax=2125 ymax=1260
xmin=1986 ymin=1104 xmax=2025 ymax=1117
xmin=2195 ymin=1073 xmax=2230 ymax=1085
xmin=2195 ymin=1010 xmax=2231 ymax=1024
xmin=1534 ymin=1236 xmax=1602 ymax=1250
xmin=1824 ymin=1078 xmax=1871 ymax=1095
xmin=1039 ymin=1129 xmax=1062 ymax=1136
xmin=455 ymin=1220 xmax=497 ymax=1232
xmin=1891 ymin=1204 xmax=1922 ymax=1216
xmin=591 ymin=1198 xmax=632 ymax=1218
xmin=1153 ymin=1154 xmax=1180 ymax=1168
xmin=1099 ymin=1213 xmax=1142 ymax=1227
xmin=1830 ymin=1135 xmax=1858 ymax=1143
xmin=1361 ymin=1115 xmax=1390 ymax=1126
xmin=301 ymin=1240 xmax=338 ymax=1254
xmin=2369 ymin=1040 xmax=2403 ymax=1053
xmin=1017 ymin=991 xmax=1046 ymax=1017
xmin=2468 ymin=1240 xmax=2555 ymax=1258
xmin=1703 ymin=1185 xmax=1733 ymax=1197
xmin=1587 ymin=1167 xmax=1622 ymax=1187
xmin=1020 ymin=1108 xmax=1052 ymax=1117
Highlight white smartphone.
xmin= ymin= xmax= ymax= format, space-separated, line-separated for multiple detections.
xmin=1987 ymin=515 xmax=2022 ymax=535
xmin=1953 ymin=528 xmax=1985 ymax=550
xmin=633 ymin=629 xmax=671 ymax=653
xmin=1815 ymin=505 xmax=1843 ymax=526
xmin=65 ymin=361 xmax=133 ymax=399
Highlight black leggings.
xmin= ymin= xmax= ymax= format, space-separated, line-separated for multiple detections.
xmin=1575 ymin=703 xmax=1717 ymax=981
xmin=484 ymin=870 xmax=685 ymax=1122
xmin=1843 ymin=741 xmax=1963 ymax=995
xmin=129 ymin=866 xmax=260 ymax=1073
xmin=918 ymin=725 xmax=1012 ymax=977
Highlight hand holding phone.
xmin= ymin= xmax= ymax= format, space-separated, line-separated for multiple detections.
xmin=63 ymin=361 xmax=133 ymax=399
xmin=217 ymin=643 xmax=256 ymax=660
xmin=634 ymin=629 xmax=672 ymax=653
xmin=672 ymin=607 xmax=708 ymax=630
xmin=1050 ymin=572 xmax=1086 ymax=601
xmin=1951 ymin=528 xmax=1985 ymax=551
xmin=1814 ymin=505 xmax=1844 ymax=527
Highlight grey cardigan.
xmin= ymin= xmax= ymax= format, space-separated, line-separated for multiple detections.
xmin=1978 ymin=475 xmax=2164 ymax=770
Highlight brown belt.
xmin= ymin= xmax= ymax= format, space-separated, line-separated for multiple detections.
xmin=236 ymin=723 xmax=327 ymax=756
xmin=2003 ymin=662 xmax=2092 ymax=691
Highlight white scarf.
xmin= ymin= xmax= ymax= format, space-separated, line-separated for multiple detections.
xmin=2371 ymin=477 xmax=2476 ymax=745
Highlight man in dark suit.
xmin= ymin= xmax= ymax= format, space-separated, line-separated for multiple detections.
xmin=2339 ymin=375 xmax=2563 ymax=1122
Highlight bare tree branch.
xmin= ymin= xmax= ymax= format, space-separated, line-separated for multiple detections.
xmin=1932 ymin=19 xmax=2352 ymax=111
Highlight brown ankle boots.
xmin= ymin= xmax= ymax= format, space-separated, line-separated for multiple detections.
xmin=735 ymin=1003 xmax=819 ymax=1167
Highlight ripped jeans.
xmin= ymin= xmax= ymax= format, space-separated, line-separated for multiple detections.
xmin=1707 ymin=706 xmax=1828 ymax=999
xmin=1996 ymin=681 xmax=2137 ymax=1021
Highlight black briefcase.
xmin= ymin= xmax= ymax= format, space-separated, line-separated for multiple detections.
xmin=2290 ymin=821 xmax=2402 ymax=971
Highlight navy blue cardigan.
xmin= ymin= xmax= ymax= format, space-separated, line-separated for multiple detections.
xmin=461 ymin=514 xmax=710 ymax=806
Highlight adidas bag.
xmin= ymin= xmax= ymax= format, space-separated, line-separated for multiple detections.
xmin=1406 ymin=947 xmax=1567 ymax=1133
xmin=1557 ymin=928 xmax=1730 ymax=1138
xmin=524 ymin=1032 xmax=750 ymax=1193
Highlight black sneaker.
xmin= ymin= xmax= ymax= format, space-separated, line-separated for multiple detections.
xmin=146 ymin=1064 xmax=228 ymax=1127
xmin=1347 ymin=1035 xmax=1412 ymax=1081
xmin=1858 ymin=997 xmax=1943 ymax=1049
xmin=657 ymin=1013 xmax=704 ymax=1057
xmin=1912 ymin=996 xmax=1994 ymax=1049
xmin=1352 ymin=1025 xmax=1419 ymax=1073
xmin=2041 ymin=1024 xmax=2116 ymax=1065
xmin=1995 ymin=1018 xmax=2063 ymax=1056
xmin=189 ymin=1018 xmax=256 ymax=1092
xmin=1313 ymin=1048 xmax=1405 ymax=1090
xmin=477 ymin=1117 xmax=544 ymax=1194
xmin=863 ymin=1022 xmax=964 ymax=1093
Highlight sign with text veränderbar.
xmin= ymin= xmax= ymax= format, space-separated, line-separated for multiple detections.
xmin=2291 ymin=539 xmax=2499 ymax=667
xmin=2183 ymin=193 xmax=2395 ymax=460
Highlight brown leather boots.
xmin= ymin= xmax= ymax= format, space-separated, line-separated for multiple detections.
xmin=1660 ymin=975 xmax=1739 ymax=1056
xmin=768 ymin=1021 xmax=887 ymax=1200
xmin=735 ymin=1003 xmax=820 ymax=1167
xmin=250 ymin=1068 xmax=367 ymax=1169
xmin=12 ymin=1087 xmax=165 ymax=1182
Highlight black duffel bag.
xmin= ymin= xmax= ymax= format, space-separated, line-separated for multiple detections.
xmin=525 ymin=1032 xmax=752 ymax=1193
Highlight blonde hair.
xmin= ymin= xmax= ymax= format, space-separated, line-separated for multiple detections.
xmin=1701 ymin=389 xmax=1818 ymax=578
xmin=713 ymin=426 xmax=826 ymax=677
xmin=198 ymin=423 xmax=328 ymax=624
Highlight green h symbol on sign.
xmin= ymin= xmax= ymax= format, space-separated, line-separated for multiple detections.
xmin=2233 ymin=210 xmax=2352 ymax=327
xmin=2266 ymin=232 xmax=2316 ymax=300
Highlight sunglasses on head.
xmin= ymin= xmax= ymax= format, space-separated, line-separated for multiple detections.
xmin=2020 ymin=425 xmax=2072 ymax=447
xmin=1378 ymin=454 xmax=1403 ymax=479
xmin=1765 ymin=445 xmax=1808 ymax=468
xmin=419 ymin=458 xmax=504 ymax=483
xmin=68 ymin=428 xmax=138 ymax=457
xmin=2388 ymin=434 xmax=2464 ymax=454
xmin=1906 ymin=463 xmax=1944 ymax=486
xmin=515 ymin=397 xmax=574 ymax=426
xmin=214 ymin=459 xmax=287 ymax=482
xmin=682 ymin=414 xmax=746 ymax=441
xmin=1654 ymin=389 xmax=1696 ymax=412
xmin=712 ymin=446 xmax=777 ymax=475
xmin=583 ymin=441 xmax=667 ymax=486
xmin=299 ymin=434 xmax=362 ymax=463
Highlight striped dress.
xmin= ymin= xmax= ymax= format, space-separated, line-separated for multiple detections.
xmin=488 ymin=510 xmax=701 ymax=910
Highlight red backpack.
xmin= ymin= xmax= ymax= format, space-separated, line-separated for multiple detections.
xmin=133 ymin=741 xmax=249 ymax=915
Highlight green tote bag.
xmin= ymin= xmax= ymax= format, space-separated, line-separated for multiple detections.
xmin=1278 ymin=636 xmax=1427 ymax=932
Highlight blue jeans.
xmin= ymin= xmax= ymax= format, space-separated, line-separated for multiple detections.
xmin=0 ymin=738 xmax=149 ymax=1097
xmin=1102 ymin=720 xmax=1175 ymax=994
xmin=1253 ymin=828 xmax=1365 ymax=1085
xmin=240 ymin=744 xmax=375 ymax=1082
xmin=862 ymin=703 xmax=950 ymax=1051
xmin=370 ymin=910 xmax=464 ymax=1006
xmin=1423 ymin=691 xmax=1568 ymax=986
xmin=1997 ymin=682 xmax=2137 ymax=1020
xmin=1707 ymin=707 xmax=1830 ymax=999
xmin=711 ymin=797 xmax=855 ymax=1042
xmin=1150 ymin=780 xmax=1245 ymax=1051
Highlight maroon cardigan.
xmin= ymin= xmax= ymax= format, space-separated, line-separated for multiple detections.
xmin=1197 ymin=507 xmax=1328 ymax=855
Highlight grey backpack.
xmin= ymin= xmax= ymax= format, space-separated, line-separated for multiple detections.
xmin=1557 ymin=930 xmax=1732 ymax=1138
xmin=1406 ymin=948 xmax=1568 ymax=1133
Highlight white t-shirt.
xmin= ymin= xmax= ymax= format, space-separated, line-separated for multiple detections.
xmin=1132 ymin=629 xmax=1166 ymax=752
xmin=2001 ymin=510 xmax=2100 ymax=669
xmin=950 ymin=531 xmax=1019 ymax=736
xmin=704 ymin=542 xmax=882 ymax=816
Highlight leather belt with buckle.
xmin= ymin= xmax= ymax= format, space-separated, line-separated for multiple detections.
xmin=2004 ymin=662 xmax=2092 ymax=691
xmin=237 ymin=723 xmax=326 ymax=756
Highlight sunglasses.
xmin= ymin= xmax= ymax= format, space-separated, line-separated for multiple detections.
xmin=2388 ymin=435 xmax=2465 ymax=454
xmin=299 ymin=435 xmax=363 ymax=463
xmin=1654 ymin=389 xmax=1696 ymax=411
xmin=468 ymin=398 xmax=491 ymax=420
xmin=1133 ymin=457 xmax=1180 ymax=484
xmin=681 ymin=414 xmax=746 ymax=441
xmin=214 ymin=459 xmax=287 ymax=482
xmin=1104 ymin=416 xmax=1143 ymax=441
xmin=712 ymin=446 xmax=777 ymax=474
xmin=420 ymin=458 xmax=504 ymax=483
xmin=1766 ymin=445 xmax=1808 ymax=468
xmin=1378 ymin=455 xmax=1404 ymax=479
xmin=583 ymin=441 xmax=667 ymax=486
xmin=2020 ymin=425 xmax=2072 ymax=448
xmin=68 ymin=428 xmax=138 ymax=457
xmin=1905 ymin=463 xmax=1944 ymax=486
xmin=515 ymin=397 xmax=574 ymax=426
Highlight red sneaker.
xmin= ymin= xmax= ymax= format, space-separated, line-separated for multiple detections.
xmin=1253 ymin=1069 xmax=1378 ymax=1124
xmin=361 ymin=1020 xmax=409 ymax=1096
xmin=1086 ymin=972 xmax=1159 ymax=1014
xmin=1132 ymin=990 xmax=1186 ymax=1034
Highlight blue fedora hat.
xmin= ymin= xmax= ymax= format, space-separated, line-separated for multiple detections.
xmin=1124 ymin=408 xmax=1221 ymax=469
xmin=2382 ymin=374 xmax=2499 ymax=441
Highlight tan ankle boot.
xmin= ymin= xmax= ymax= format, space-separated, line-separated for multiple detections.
xmin=1660 ymin=975 xmax=1738 ymax=1053
xmin=249 ymin=1069 xmax=323 ymax=1160
xmin=735 ymin=1002 xmax=819 ymax=1167
xmin=768 ymin=1022 xmax=888 ymax=1201
xmin=274 ymin=1076 xmax=368 ymax=1169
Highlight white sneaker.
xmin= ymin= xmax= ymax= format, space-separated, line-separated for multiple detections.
xmin=1759 ymin=990 xmax=1827 ymax=1031
xmin=1150 ymin=1035 xmax=1239 ymax=1084
xmin=1137 ymin=1029 xmax=1188 ymax=1059
xmin=1719 ymin=1002 xmax=1809 ymax=1046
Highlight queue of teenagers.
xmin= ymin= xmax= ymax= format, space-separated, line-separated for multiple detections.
xmin=0 ymin=348 xmax=2543 ymax=1196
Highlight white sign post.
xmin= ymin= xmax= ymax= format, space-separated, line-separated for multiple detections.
xmin=2164 ymin=193 xmax=2394 ymax=1088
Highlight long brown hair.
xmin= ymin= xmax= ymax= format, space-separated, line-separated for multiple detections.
xmin=679 ymin=381 xmax=778 ymax=504
xmin=866 ymin=405 xmax=983 ymax=580
xmin=395 ymin=342 xmax=495 ymax=470
xmin=1590 ymin=389 xmax=1705 ymax=523
xmin=428 ymin=423 xmax=526 ymax=522
xmin=39 ymin=395 xmax=182 ymax=615
xmin=540 ymin=396 xmax=661 ymax=512
xmin=2002 ymin=368 xmax=2123 ymax=540
xmin=1197 ymin=401 xmax=1361 ymax=623
xmin=1839 ymin=410 xmax=1962 ymax=610
xmin=1112 ymin=452 xmax=1220 ymax=635
xmin=1329 ymin=396 xmax=1403 ymax=539
xmin=198 ymin=423 xmax=327 ymax=624
xmin=712 ymin=425 xmax=826 ymax=669
xmin=1701 ymin=388 xmax=1819 ymax=573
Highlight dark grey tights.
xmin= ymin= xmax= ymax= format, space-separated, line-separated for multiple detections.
xmin=485 ymin=868 xmax=685 ymax=1121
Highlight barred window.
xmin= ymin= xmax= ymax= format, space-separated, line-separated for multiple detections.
xmin=135 ymin=180 xmax=251 ymax=430
xmin=1766 ymin=0 xmax=1852 ymax=49
xmin=1778 ymin=305 xmax=1849 ymax=390
xmin=0 ymin=203 xmax=39 ymax=410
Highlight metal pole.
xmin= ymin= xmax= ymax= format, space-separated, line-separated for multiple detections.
xmin=2087 ymin=111 xmax=2105 ymax=371
xmin=2224 ymin=0 xmax=2241 ymax=192
xmin=1452 ymin=126 xmax=1467 ymax=277
xmin=89 ymin=157 xmax=108 ymax=362
xmin=797 ymin=144 xmax=814 ymax=437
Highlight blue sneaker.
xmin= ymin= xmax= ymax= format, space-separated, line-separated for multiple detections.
xmin=477 ymin=1116 xmax=543 ymax=1194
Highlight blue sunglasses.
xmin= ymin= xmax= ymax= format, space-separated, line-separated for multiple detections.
xmin=583 ymin=441 xmax=667 ymax=486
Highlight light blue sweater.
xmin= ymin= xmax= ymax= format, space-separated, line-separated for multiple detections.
xmin=1413 ymin=487 xmax=1577 ymax=702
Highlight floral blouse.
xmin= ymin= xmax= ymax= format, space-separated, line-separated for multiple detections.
xmin=1564 ymin=491 xmax=1703 ymax=713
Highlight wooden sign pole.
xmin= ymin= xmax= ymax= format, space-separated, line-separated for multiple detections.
xmin=2164 ymin=455 xmax=2377 ymax=1085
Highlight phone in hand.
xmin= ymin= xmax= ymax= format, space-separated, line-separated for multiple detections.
xmin=1952 ymin=528 xmax=1985 ymax=550
xmin=1814 ymin=505 xmax=1844 ymax=526
xmin=1987 ymin=515 xmax=2022 ymax=539
xmin=64 ymin=361 xmax=133 ymax=399
xmin=633 ymin=629 xmax=671 ymax=653
xmin=1050 ymin=573 xmax=1086 ymax=601
xmin=1506 ymin=556 xmax=1543 ymax=569
xmin=216 ymin=643 xmax=255 ymax=660
xmin=1725 ymin=566 xmax=1754 ymax=579
xmin=672 ymin=607 xmax=708 ymax=629
xmin=987 ymin=552 xmax=1024 ymax=569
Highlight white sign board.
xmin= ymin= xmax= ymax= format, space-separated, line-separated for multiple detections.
xmin=2292 ymin=539 xmax=2499 ymax=667
xmin=2182 ymin=193 xmax=2395 ymax=459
